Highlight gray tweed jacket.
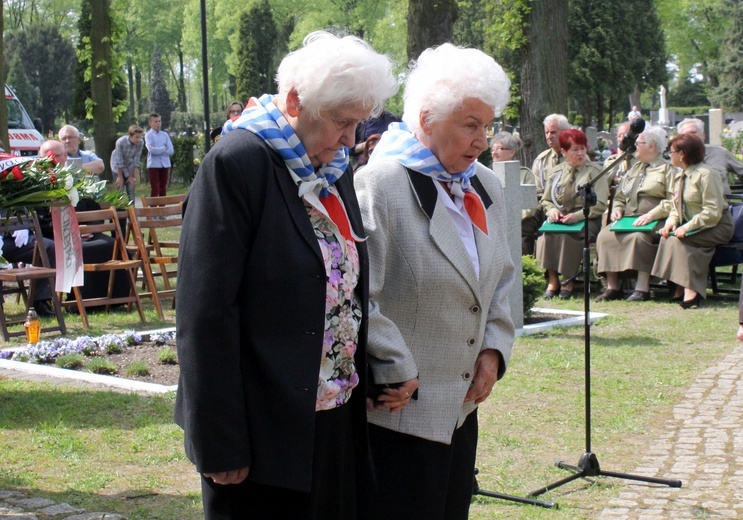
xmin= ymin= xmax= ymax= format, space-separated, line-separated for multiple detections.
xmin=354 ymin=159 xmax=515 ymax=444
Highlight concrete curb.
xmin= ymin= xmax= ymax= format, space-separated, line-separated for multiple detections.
xmin=517 ymin=307 xmax=608 ymax=337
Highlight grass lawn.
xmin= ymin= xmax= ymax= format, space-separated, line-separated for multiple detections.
xmin=2 ymin=192 xmax=740 ymax=518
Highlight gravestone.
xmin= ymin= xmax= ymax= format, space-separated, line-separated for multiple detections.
xmin=491 ymin=160 xmax=538 ymax=329
xmin=709 ymin=109 xmax=723 ymax=146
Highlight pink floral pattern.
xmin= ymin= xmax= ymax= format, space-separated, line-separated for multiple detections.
xmin=308 ymin=204 xmax=361 ymax=411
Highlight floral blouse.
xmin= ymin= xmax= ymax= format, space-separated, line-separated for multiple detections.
xmin=306 ymin=203 xmax=362 ymax=411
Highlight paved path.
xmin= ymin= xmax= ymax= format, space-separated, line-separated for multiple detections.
xmin=599 ymin=343 xmax=743 ymax=519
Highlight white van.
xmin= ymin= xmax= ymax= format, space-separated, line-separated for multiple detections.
xmin=4 ymin=85 xmax=45 ymax=156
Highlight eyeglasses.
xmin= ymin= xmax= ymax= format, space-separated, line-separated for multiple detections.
xmin=492 ymin=146 xmax=512 ymax=153
xmin=669 ymin=149 xmax=680 ymax=155
xmin=229 ymin=109 xmax=242 ymax=115
xmin=635 ymin=141 xmax=649 ymax=147
xmin=60 ymin=135 xmax=79 ymax=141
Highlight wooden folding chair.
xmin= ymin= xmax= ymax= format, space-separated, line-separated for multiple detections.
xmin=0 ymin=211 xmax=67 ymax=340
xmin=127 ymin=202 xmax=182 ymax=320
xmin=62 ymin=206 xmax=146 ymax=328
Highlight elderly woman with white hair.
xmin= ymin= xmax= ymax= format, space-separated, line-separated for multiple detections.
xmin=175 ymin=31 xmax=397 ymax=519
xmin=354 ymin=44 xmax=514 ymax=519
xmin=595 ymin=125 xmax=675 ymax=302
xmin=491 ymin=131 xmax=540 ymax=254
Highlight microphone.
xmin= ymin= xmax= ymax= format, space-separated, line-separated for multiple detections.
xmin=619 ymin=117 xmax=646 ymax=151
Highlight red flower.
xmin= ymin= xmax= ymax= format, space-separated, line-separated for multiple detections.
xmin=50 ymin=175 xmax=57 ymax=183
xmin=45 ymin=151 xmax=57 ymax=166
xmin=1 ymin=170 xmax=8 ymax=180
xmin=11 ymin=166 xmax=23 ymax=180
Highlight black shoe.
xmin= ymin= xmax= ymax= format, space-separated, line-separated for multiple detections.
xmin=543 ymin=289 xmax=559 ymax=299
xmin=558 ymin=289 xmax=573 ymax=299
xmin=626 ymin=290 xmax=650 ymax=302
xmin=679 ymin=294 xmax=702 ymax=309
xmin=33 ymin=300 xmax=56 ymax=317
xmin=595 ymin=289 xmax=624 ymax=302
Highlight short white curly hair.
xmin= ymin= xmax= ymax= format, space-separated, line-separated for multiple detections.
xmin=401 ymin=44 xmax=510 ymax=134
xmin=276 ymin=31 xmax=398 ymax=120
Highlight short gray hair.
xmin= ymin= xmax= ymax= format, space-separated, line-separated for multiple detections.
xmin=276 ymin=31 xmax=398 ymax=120
xmin=641 ymin=125 xmax=668 ymax=154
xmin=58 ymin=125 xmax=79 ymax=138
xmin=402 ymin=43 xmax=510 ymax=134
xmin=677 ymin=118 xmax=704 ymax=135
xmin=543 ymin=114 xmax=570 ymax=130
xmin=491 ymin=131 xmax=522 ymax=153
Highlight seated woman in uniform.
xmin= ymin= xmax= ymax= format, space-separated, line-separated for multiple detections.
xmin=536 ymin=129 xmax=608 ymax=299
xmin=595 ymin=125 xmax=675 ymax=302
xmin=652 ymin=133 xmax=734 ymax=309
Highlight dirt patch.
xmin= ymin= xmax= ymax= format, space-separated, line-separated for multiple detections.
xmin=524 ymin=310 xmax=577 ymax=325
xmin=97 ymin=341 xmax=179 ymax=386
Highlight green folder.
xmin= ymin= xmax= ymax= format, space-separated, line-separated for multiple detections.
xmin=538 ymin=220 xmax=585 ymax=234
xmin=610 ymin=216 xmax=658 ymax=233
xmin=659 ymin=227 xmax=701 ymax=237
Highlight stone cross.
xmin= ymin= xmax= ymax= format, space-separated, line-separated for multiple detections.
xmin=709 ymin=108 xmax=723 ymax=146
xmin=490 ymin=160 xmax=538 ymax=330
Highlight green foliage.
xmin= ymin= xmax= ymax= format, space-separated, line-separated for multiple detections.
xmin=171 ymin=136 xmax=200 ymax=184
xmin=125 ymin=360 xmax=150 ymax=376
xmin=6 ymin=54 xmax=39 ymax=119
xmin=73 ymin=0 xmax=128 ymax=123
xmin=657 ymin=0 xmax=724 ymax=83
xmin=667 ymin=106 xmax=711 ymax=116
xmin=86 ymin=358 xmax=117 ymax=374
xmin=668 ymin=79 xmax=710 ymax=107
xmin=521 ymin=254 xmax=546 ymax=317
xmin=149 ymin=46 xmax=173 ymax=128
xmin=710 ymin=0 xmax=743 ymax=110
xmin=4 ymin=22 xmax=75 ymax=133
xmin=55 ymin=354 xmax=86 ymax=370
xmin=158 ymin=347 xmax=177 ymax=365
xmin=235 ymin=0 xmax=277 ymax=102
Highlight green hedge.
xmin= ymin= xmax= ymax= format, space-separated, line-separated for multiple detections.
xmin=171 ymin=136 xmax=201 ymax=184
xmin=522 ymin=254 xmax=546 ymax=318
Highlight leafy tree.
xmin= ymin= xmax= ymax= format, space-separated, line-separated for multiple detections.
xmin=710 ymin=0 xmax=743 ymax=110
xmin=452 ymin=1 xmax=485 ymax=49
xmin=657 ymin=0 xmax=724 ymax=86
xmin=0 ymin=0 xmax=8 ymax=151
xmin=407 ymin=0 xmax=458 ymax=61
xmin=6 ymin=54 xmax=39 ymax=118
xmin=4 ymin=23 xmax=75 ymax=133
xmin=669 ymin=79 xmax=710 ymax=107
xmin=235 ymin=0 xmax=277 ymax=102
xmin=74 ymin=0 xmax=128 ymax=127
xmin=149 ymin=46 xmax=173 ymax=127
xmin=89 ymin=0 xmax=116 ymax=181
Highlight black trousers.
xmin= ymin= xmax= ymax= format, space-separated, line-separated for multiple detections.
xmin=367 ymin=410 xmax=478 ymax=520
xmin=200 ymin=403 xmax=357 ymax=520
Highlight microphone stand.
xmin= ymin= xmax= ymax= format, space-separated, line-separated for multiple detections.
xmin=528 ymin=143 xmax=683 ymax=498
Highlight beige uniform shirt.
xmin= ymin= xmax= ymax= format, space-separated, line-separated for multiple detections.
xmin=540 ymin=161 xmax=608 ymax=221
xmin=665 ymin=162 xmax=728 ymax=233
xmin=532 ymin=148 xmax=563 ymax=197
xmin=615 ymin=156 xmax=675 ymax=218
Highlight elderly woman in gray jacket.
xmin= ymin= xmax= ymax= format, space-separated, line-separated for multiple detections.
xmin=354 ymin=44 xmax=515 ymax=520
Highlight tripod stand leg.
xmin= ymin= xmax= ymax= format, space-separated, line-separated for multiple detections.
xmin=475 ymin=487 xmax=557 ymax=508
xmin=528 ymin=470 xmax=585 ymax=497
xmin=598 ymin=470 xmax=682 ymax=488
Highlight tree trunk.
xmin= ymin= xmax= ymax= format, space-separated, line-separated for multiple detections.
xmin=519 ymin=0 xmax=569 ymax=166
xmin=596 ymin=91 xmax=605 ymax=131
xmin=127 ymin=59 xmax=135 ymax=124
xmin=178 ymin=45 xmax=187 ymax=112
xmin=628 ymin=86 xmax=641 ymax=111
xmin=90 ymin=0 xmax=115 ymax=181
xmin=407 ymin=0 xmax=458 ymax=62
xmin=0 ymin=1 xmax=9 ymax=152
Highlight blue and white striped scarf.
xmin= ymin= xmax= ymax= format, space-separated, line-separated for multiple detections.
xmin=368 ymin=122 xmax=478 ymax=187
xmin=223 ymin=94 xmax=349 ymax=199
